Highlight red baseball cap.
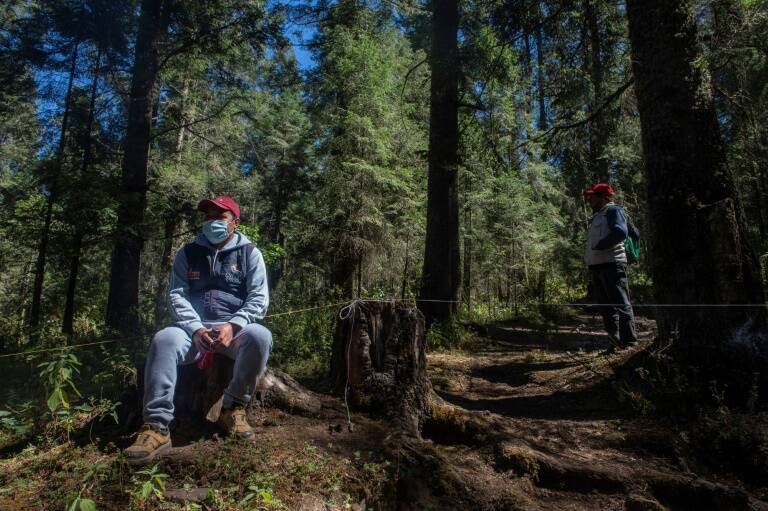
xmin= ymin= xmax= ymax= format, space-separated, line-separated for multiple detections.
xmin=197 ymin=195 xmax=241 ymax=219
xmin=583 ymin=183 xmax=614 ymax=197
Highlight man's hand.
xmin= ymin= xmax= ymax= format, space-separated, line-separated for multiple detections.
xmin=216 ymin=322 xmax=240 ymax=348
xmin=193 ymin=327 xmax=216 ymax=352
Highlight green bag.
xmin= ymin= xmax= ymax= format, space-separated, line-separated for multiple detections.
xmin=625 ymin=216 xmax=641 ymax=264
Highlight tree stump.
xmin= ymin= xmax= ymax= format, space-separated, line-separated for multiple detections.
xmin=330 ymin=300 xmax=431 ymax=436
xmin=175 ymin=354 xmax=233 ymax=422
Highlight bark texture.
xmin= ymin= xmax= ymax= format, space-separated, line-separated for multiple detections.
xmin=330 ymin=300 xmax=431 ymax=436
xmin=626 ymin=0 xmax=767 ymax=377
xmin=106 ymin=0 xmax=168 ymax=335
xmin=419 ymin=0 xmax=461 ymax=325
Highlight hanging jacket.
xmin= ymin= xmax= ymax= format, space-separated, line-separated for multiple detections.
xmin=585 ymin=203 xmax=628 ymax=266
xmin=167 ymin=232 xmax=269 ymax=336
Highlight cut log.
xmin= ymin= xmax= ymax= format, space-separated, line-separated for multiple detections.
xmin=164 ymin=302 xmax=492 ymax=443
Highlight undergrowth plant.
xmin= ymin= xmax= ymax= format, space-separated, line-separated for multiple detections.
xmin=66 ymin=461 xmax=109 ymax=511
xmin=130 ymin=464 xmax=169 ymax=506
xmin=615 ymin=342 xmax=768 ymax=485
xmin=38 ymin=351 xmax=83 ymax=439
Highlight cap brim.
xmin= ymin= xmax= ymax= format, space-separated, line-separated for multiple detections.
xmin=197 ymin=199 xmax=228 ymax=212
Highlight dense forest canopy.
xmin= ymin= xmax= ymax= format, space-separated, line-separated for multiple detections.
xmin=0 ymin=0 xmax=766 ymax=364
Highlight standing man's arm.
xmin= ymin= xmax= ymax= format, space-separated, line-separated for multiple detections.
xmin=593 ymin=207 xmax=628 ymax=250
xmin=167 ymin=249 xmax=205 ymax=337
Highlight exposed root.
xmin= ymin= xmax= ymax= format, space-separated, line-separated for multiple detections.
xmin=256 ymin=368 xmax=345 ymax=419
xmin=645 ymin=470 xmax=751 ymax=511
xmin=493 ymin=441 xmax=629 ymax=493
xmin=491 ymin=440 xmax=755 ymax=510
xmin=421 ymin=392 xmax=496 ymax=445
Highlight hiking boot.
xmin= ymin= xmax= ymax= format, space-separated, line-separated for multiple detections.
xmin=124 ymin=424 xmax=171 ymax=465
xmin=218 ymin=406 xmax=255 ymax=440
xmin=603 ymin=333 xmax=621 ymax=353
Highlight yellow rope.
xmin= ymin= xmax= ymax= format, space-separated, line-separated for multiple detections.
xmin=0 ymin=301 xmax=349 ymax=359
xmin=1 ymin=297 xmax=764 ymax=359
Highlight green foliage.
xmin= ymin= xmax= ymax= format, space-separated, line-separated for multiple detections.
xmin=66 ymin=460 xmax=109 ymax=511
xmin=238 ymin=224 xmax=261 ymax=244
xmin=239 ymin=470 xmax=286 ymax=510
xmin=0 ymin=406 xmax=33 ymax=438
xmin=267 ymin=304 xmax=337 ymax=373
xmin=425 ymin=317 xmax=479 ymax=351
xmin=131 ymin=464 xmax=168 ymax=503
xmin=67 ymin=498 xmax=96 ymax=511
xmin=38 ymin=351 xmax=82 ymax=414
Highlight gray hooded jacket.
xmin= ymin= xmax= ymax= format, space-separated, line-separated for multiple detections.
xmin=167 ymin=232 xmax=269 ymax=336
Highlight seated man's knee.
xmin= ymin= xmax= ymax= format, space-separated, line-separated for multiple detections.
xmin=239 ymin=324 xmax=272 ymax=352
xmin=151 ymin=327 xmax=187 ymax=355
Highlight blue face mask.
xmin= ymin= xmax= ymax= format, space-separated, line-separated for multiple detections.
xmin=202 ymin=219 xmax=230 ymax=244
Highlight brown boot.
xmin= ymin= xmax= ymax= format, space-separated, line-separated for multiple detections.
xmin=217 ymin=406 xmax=255 ymax=440
xmin=124 ymin=424 xmax=171 ymax=465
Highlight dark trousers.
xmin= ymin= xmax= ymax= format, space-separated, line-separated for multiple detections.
xmin=589 ymin=262 xmax=637 ymax=345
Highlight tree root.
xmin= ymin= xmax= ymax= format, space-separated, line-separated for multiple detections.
xmin=421 ymin=392 xmax=497 ymax=445
xmin=492 ymin=440 xmax=754 ymax=510
xmin=255 ymin=368 xmax=345 ymax=419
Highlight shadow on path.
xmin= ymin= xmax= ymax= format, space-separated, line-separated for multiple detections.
xmin=487 ymin=326 xmax=611 ymax=353
xmin=437 ymin=379 xmax=625 ymax=421
xmin=435 ymin=320 xmax=631 ymax=421
xmin=472 ymin=360 xmax=576 ymax=387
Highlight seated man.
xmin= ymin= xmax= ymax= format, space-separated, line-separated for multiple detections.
xmin=125 ymin=195 xmax=271 ymax=465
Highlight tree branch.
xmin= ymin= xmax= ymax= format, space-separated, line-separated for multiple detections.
xmin=149 ymin=99 xmax=234 ymax=141
xmin=512 ymin=77 xmax=635 ymax=152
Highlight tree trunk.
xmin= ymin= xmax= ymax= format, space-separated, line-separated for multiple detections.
xmin=535 ymin=1 xmax=547 ymax=131
xmin=329 ymin=300 xmax=495 ymax=445
xmin=62 ymin=231 xmax=83 ymax=336
xmin=29 ymin=42 xmax=79 ymax=337
xmin=401 ymin=235 xmax=410 ymax=300
xmin=63 ymin=47 xmax=102 ymax=336
xmin=584 ymin=0 xmax=609 ymax=183
xmin=463 ymin=177 xmax=472 ymax=312
xmin=106 ymin=0 xmax=168 ymax=336
xmin=419 ymin=0 xmax=461 ymax=325
xmin=626 ymin=0 xmax=767 ymax=382
xmin=153 ymin=214 xmax=178 ymax=328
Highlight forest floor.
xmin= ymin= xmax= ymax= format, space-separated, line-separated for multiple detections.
xmin=1 ymin=310 xmax=767 ymax=510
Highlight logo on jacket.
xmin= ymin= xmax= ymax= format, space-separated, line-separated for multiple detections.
xmin=224 ymin=264 xmax=243 ymax=284
xmin=187 ymin=267 xmax=201 ymax=280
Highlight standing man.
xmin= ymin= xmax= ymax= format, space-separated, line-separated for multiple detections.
xmin=583 ymin=183 xmax=638 ymax=351
xmin=125 ymin=196 xmax=272 ymax=464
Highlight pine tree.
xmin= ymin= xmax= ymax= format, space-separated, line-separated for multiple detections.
xmin=419 ymin=0 xmax=461 ymax=324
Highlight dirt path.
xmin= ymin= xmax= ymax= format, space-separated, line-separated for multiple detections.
xmin=422 ymin=313 xmax=766 ymax=511
xmin=3 ymin=313 xmax=766 ymax=510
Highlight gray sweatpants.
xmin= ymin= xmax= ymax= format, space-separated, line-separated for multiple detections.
xmin=143 ymin=322 xmax=272 ymax=428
